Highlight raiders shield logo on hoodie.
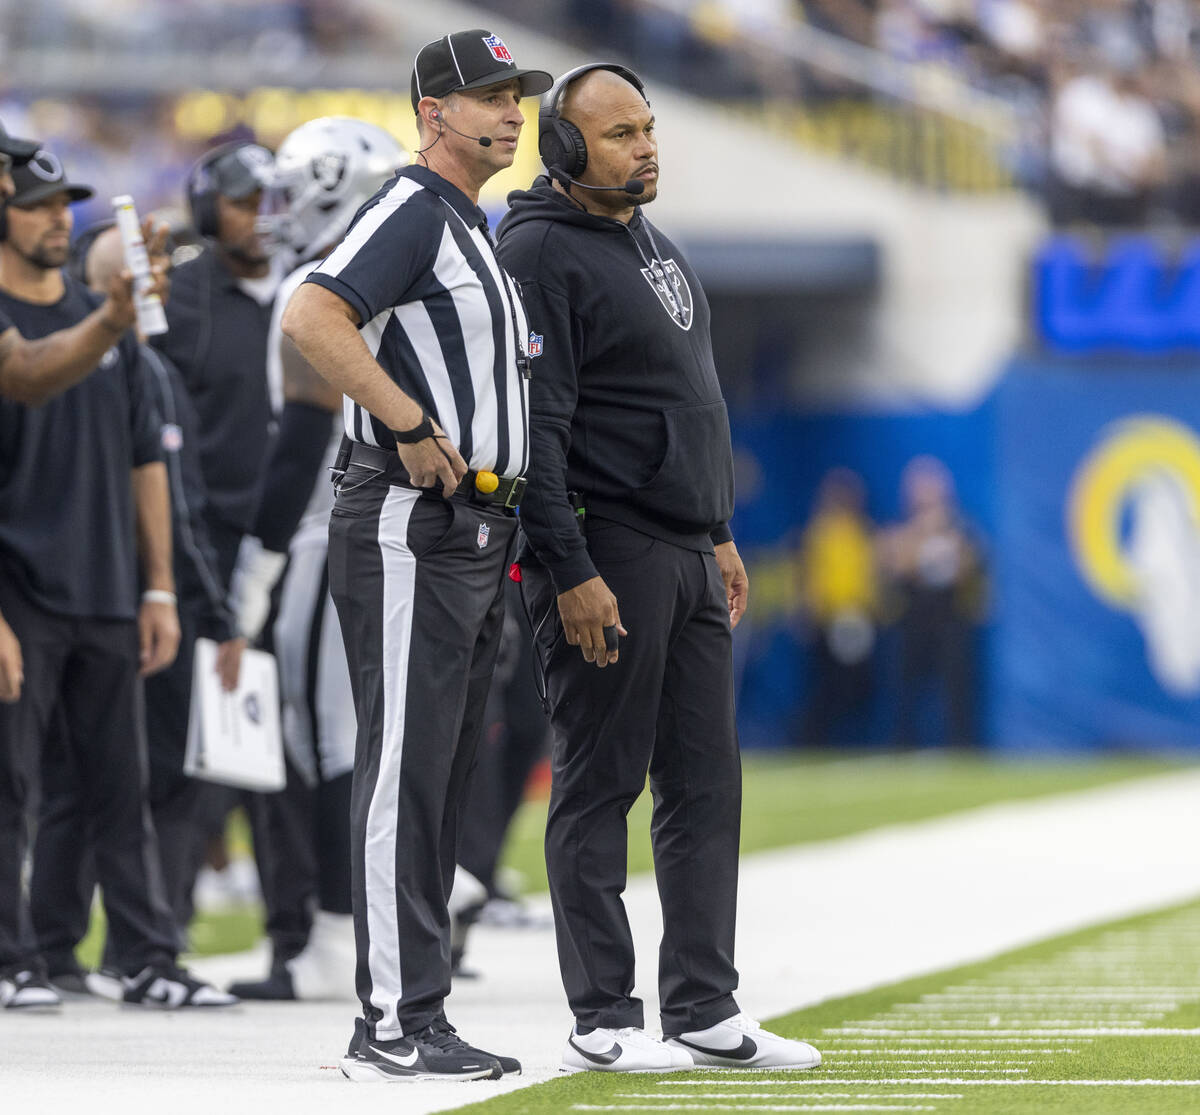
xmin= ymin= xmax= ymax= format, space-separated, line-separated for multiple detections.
xmin=640 ymin=258 xmax=693 ymax=331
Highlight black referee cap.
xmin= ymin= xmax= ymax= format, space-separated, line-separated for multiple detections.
xmin=411 ymin=29 xmax=552 ymax=111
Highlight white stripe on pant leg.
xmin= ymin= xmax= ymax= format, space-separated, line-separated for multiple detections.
xmin=366 ymin=486 xmax=419 ymax=1039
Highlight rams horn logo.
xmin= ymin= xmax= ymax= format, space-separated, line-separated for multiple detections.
xmin=1068 ymin=415 xmax=1200 ymax=696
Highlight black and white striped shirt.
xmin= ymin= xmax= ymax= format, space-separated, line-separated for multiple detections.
xmin=305 ymin=165 xmax=530 ymax=479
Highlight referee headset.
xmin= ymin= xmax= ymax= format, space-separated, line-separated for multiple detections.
xmin=538 ymin=62 xmax=650 ymax=188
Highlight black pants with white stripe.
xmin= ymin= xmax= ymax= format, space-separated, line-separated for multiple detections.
xmin=328 ymin=470 xmax=517 ymax=1040
xmin=523 ymin=518 xmax=743 ymax=1035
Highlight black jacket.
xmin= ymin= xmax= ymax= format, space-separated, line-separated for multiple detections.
xmin=151 ymin=248 xmax=275 ymax=533
xmin=496 ymin=179 xmax=734 ymax=593
xmin=140 ymin=346 xmax=237 ymax=642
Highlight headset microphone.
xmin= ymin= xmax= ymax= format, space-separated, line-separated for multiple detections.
xmin=430 ymin=109 xmax=492 ymax=148
xmin=549 ymin=168 xmax=645 ymax=195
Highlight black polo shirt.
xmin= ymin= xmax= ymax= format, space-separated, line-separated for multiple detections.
xmin=151 ymin=247 xmax=277 ymax=533
xmin=0 ymin=277 xmax=162 ymax=620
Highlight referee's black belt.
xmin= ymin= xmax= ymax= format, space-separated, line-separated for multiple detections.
xmin=345 ymin=441 xmax=526 ymax=510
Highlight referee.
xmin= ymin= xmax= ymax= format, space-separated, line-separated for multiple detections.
xmin=282 ymin=29 xmax=551 ymax=1082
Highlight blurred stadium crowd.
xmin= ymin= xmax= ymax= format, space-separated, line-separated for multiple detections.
xmin=4 ymin=0 xmax=1200 ymax=220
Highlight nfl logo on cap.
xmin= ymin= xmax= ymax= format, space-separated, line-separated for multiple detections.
xmin=528 ymin=332 xmax=543 ymax=358
xmin=482 ymin=34 xmax=513 ymax=63
xmin=477 ymin=522 xmax=491 ymax=549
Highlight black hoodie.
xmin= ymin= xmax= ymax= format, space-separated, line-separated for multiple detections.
xmin=496 ymin=178 xmax=734 ymax=593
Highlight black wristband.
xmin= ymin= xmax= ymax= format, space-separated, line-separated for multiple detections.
xmin=392 ymin=415 xmax=435 ymax=444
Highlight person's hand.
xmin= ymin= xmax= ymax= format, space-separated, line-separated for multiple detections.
xmin=557 ymin=575 xmax=627 ymax=668
xmin=715 ymin=540 xmax=749 ymax=629
xmin=0 ymin=615 xmax=23 ymax=703
xmin=99 ymin=218 xmax=170 ymax=331
xmin=143 ymin=217 xmax=171 ymax=305
xmin=139 ymin=598 xmax=181 ymax=677
xmin=395 ymin=416 xmax=468 ymax=497
xmin=215 ymin=636 xmax=246 ymax=692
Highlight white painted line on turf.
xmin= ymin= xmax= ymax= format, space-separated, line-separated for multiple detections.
xmin=825 ymin=1046 xmax=1070 ymax=1051
xmin=647 ymin=1089 xmax=965 ymax=1097
xmin=779 ymin=1080 xmax=1200 ymax=1086
xmin=572 ymin=1106 xmax=938 ymax=1112
xmin=821 ymin=1028 xmax=1200 ymax=1036
xmin=616 ymin=1094 xmax=952 ymax=1101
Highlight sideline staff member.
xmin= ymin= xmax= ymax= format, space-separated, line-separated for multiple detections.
xmin=153 ymin=140 xmax=280 ymax=584
xmin=283 ymin=29 xmax=550 ymax=1082
xmin=0 ymin=119 xmax=167 ymax=410
xmin=0 ymin=152 xmax=231 ymax=1012
xmin=497 ymin=65 xmax=821 ymax=1073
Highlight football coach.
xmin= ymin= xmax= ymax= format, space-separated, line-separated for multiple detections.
xmin=497 ymin=64 xmax=822 ymax=1074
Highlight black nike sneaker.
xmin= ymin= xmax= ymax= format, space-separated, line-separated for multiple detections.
xmin=89 ymin=963 xmax=239 ymax=1008
xmin=560 ymin=1023 xmax=693 ymax=1072
xmin=339 ymin=1016 xmax=504 ymax=1082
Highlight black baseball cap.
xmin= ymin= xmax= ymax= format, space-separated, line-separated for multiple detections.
xmin=410 ymin=28 xmax=553 ymax=111
xmin=0 ymin=119 xmax=39 ymax=165
xmin=8 ymin=147 xmax=93 ymax=206
xmin=8 ymin=149 xmax=94 ymax=206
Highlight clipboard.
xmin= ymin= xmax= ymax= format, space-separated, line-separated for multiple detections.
xmin=184 ymin=637 xmax=285 ymax=792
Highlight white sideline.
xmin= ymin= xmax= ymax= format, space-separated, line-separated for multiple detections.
xmin=2 ymin=767 xmax=1199 ymax=1114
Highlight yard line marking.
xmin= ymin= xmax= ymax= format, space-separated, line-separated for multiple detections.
xmin=648 ymin=1084 xmax=964 ymax=1089
xmin=820 ymin=1046 xmax=1065 ymax=1051
xmin=647 ymin=1089 xmax=965 ymax=1097
xmin=820 ymin=1028 xmax=1200 ymax=1036
xmin=830 ymin=1060 xmax=1034 ymax=1066
xmin=770 ymin=1080 xmax=1200 ymax=1087
xmin=570 ymin=1106 xmax=938 ymax=1112
xmin=817 ymin=1038 xmax=1083 ymax=1045
xmin=615 ymin=1094 xmax=951 ymax=1101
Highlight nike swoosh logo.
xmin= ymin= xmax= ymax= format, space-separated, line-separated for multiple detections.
xmin=673 ymin=1035 xmax=758 ymax=1061
xmin=370 ymin=1043 xmax=420 ymax=1068
xmin=568 ymin=1036 xmax=623 ymax=1065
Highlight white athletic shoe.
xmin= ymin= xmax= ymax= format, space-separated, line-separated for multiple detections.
xmin=665 ymin=1012 xmax=821 ymax=1070
xmin=0 ymin=969 xmax=62 ymax=1011
xmin=288 ymin=911 xmax=357 ymax=1001
xmin=561 ymin=1024 xmax=695 ymax=1073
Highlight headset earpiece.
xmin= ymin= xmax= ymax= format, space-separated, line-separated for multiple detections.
xmin=186 ymin=140 xmax=262 ymax=239
xmin=538 ymin=63 xmax=648 ymax=180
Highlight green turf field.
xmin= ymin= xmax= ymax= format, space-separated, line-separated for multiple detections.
xmin=446 ymin=898 xmax=1200 ymax=1115
xmin=76 ymin=751 xmax=1186 ymax=968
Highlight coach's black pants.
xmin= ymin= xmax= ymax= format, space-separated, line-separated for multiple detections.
xmin=328 ymin=471 xmax=516 ymax=1041
xmin=0 ymin=581 xmax=177 ymax=975
xmin=523 ymin=518 xmax=742 ymax=1035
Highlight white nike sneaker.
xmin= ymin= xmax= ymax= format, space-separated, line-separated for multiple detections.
xmin=561 ymin=1024 xmax=695 ymax=1073
xmin=665 ymin=1012 xmax=821 ymax=1070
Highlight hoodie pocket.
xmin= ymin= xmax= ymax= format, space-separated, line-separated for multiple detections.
xmin=635 ymin=401 xmax=735 ymax=527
